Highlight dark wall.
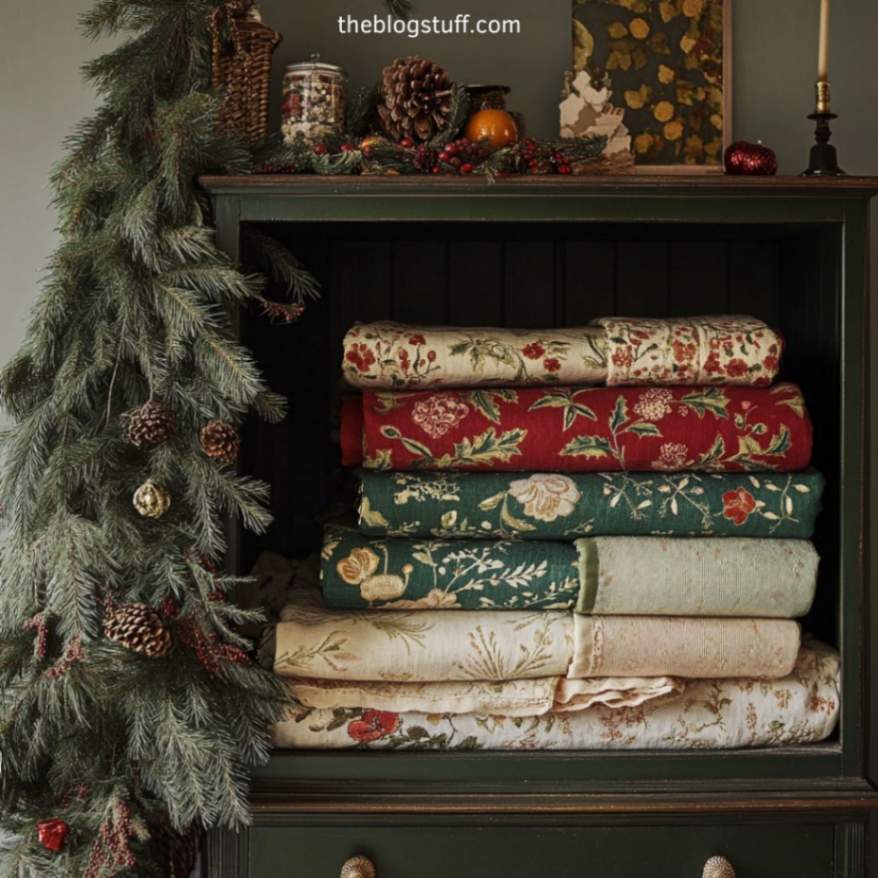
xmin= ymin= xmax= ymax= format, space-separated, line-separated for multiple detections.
xmin=262 ymin=0 xmax=878 ymax=175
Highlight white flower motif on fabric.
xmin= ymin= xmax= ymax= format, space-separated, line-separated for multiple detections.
xmin=633 ymin=388 xmax=674 ymax=421
xmin=509 ymin=474 xmax=582 ymax=522
xmin=653 ymin=442 xmax=690 ymax=471
xmin=412 ymin=394 xmax=470 ymax=438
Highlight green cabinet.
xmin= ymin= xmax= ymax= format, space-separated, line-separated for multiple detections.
xmin=202 ymin=175 xmax=878 ymax=877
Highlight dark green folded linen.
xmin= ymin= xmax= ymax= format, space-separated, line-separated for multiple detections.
xmin=357 ymin=470 xmax=824 ymax=540
xmin=322 ymin=525 xmax=579 ymax=611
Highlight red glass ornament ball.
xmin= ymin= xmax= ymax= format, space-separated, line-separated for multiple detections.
xmin=724 ymin=140 xmax=778 ymax=176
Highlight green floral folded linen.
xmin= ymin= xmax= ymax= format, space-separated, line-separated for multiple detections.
xmin=357 ymin=470 xmax=825 ymax=540
xmin=273 ymin=641 xmax=839 ymax=751
xmin=322 ymin=526 xmax=818 ymax=618
xmin=322 ymin=525 xmax=579 ymax=611
xmin=272 ymin=589 xmax=800 ymax=682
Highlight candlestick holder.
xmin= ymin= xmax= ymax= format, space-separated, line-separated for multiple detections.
xmin=803 ymin=80 xmax=845 ymax=176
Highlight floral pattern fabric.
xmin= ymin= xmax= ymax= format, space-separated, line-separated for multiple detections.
xmin=273 ymin=642 xmax=839 ymax=751
xmin=343 ymin=322 xmax=607 ymax=389
xmin=271 ymin=590 xmax=799 ymax=682
xmin=273 ymin=589 xmax=574 ymax=683
xmin=576 ymin=536 xmax=818 ymax=618
xmin=596 ymin=316 xmax=783 ymax=387
xmin=322 ymin=525 xmax=579 ymax=611
xmin=357 ymin=470 xmax=825 ymax=540
xmin=341 ymin=384 xmax=812 ymax=473
xmin=341 ymin=317 xmax=782 ymax=390
xmin=322 ymin=527 xmax=818 ymax=618
xmin=287 ymin=674 xmax=685 ymax=718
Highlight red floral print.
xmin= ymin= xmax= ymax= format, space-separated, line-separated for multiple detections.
xmin=412 ymin=394 xmax=471 ymax=438
xmin=409 ymin=334 xmax=426 ymax=346
xmin=344 ymin=384 xmax=813 ymax=473
xmin=722 ymin=488 xmax=757 ymax=526
xmin=346 ymin=343 xmax=376 ymax=374
xmin=597 ymin=317 xmax=784 ymax=387
xmin=348 ymin=710 xmax=400 ymax=743
xmin=522 ymin=342 xmax=546 ymax=360
xmin=725 ymin=358 xmax=749 ymax=378
xmin=672 ymin=339 xmax=697 ymax=364
xmin=544 ymin=358 xmax=561 ymax=373
xmin=612 ymin=347 xmax=633 ymax=368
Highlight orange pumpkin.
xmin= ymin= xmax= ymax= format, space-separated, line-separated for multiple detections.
xmin=465 ymin=109 xmax=519 ymax=153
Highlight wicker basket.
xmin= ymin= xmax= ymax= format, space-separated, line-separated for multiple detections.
xmin=210 ymin=1 xmax=282 ymax=144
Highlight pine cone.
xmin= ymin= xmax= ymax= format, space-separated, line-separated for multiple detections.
xmin=121 ymin=400 xmax=177 ymax=447
xmin=133 ymin=480 xmax=171 ymax=519
xmin=104 ymin=603 xmax=172 ymax=658
xmin=377 ymin=56 xmax=453 ymax=143
xmin=200 ymin=420 xmax=240 ymax=464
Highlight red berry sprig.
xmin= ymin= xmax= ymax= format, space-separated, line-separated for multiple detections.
xmin=435 ymin=138 xmax=489 ymax=175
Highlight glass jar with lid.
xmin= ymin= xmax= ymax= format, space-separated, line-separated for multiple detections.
xmin=281 ymin=54 xmax=347 ymax=144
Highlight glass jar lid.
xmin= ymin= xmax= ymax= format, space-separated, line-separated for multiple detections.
xmin=285 ymin=53 xmax=345 ymax=76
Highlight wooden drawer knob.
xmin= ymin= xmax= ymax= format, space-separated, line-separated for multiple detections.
xmin=703 ymin=856 xmax=735 ymax=878
xmin=340 ymin=856 xmax=376 ymax=878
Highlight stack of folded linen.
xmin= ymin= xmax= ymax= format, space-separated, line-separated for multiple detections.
xmin=271 ymin=316 xmax=839 ymax=751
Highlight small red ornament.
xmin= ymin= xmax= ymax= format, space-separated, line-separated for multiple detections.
xmin=724 ymin=140 xmax=778 ymax=176
xmin=313 ymin=143 xmax=328 ymax=156
xmin=400 ymin=137 xmax=414 ymax=148
xmin=37 ymin=819 xmax=70 ymax=853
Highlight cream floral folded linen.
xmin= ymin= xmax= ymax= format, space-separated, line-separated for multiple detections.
xmin=287 ymin=675 xmax=684 ymax=718
xmin=273 ymin=589 xmax=574 ymax=682
xmin=342 ymin=322 xmax=607 ymax=389
xmin=272 ymin=591 xmax=799 ymax=682
xmin=273 ymin=642 xmax=839 ymax=751
xmin=341 ymin=316 xmax=782 ymax=390
xmin=596 ymin=315 xmax=783 ymax=387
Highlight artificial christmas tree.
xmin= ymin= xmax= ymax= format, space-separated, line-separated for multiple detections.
xmin=0 ymin=0 xmax=416 ymax=871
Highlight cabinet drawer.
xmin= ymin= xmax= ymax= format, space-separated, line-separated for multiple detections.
xmin=247 ymin=822 xmax=835 ymax=878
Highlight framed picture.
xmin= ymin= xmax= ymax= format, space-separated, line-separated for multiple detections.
xmin=570 ymin=0 xmax=732 ymax=173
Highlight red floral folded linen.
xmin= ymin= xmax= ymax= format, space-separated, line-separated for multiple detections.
xmin=341 ymin=384 xmax=812 ymax=473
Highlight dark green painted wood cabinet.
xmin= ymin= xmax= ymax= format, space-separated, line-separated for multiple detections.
xmin=202 ymin=175 xmax=878 ymax=878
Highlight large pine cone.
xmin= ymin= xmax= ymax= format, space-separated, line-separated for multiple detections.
xmin=377 ymin=56 xmax=453 ymax=143
xmin=104 ymin=603 xmax=173 ymax=658
xmin=122 ymin=400 xmax=177 ymax=447
xmin=200 ymin=420 xmax=240 ymax=464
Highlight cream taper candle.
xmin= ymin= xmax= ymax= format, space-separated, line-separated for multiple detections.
xmin=818 ymin=0 xmax=830 ymax=81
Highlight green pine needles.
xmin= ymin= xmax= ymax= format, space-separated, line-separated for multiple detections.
xmin=0 ymin=1 xmax=342 ymax=874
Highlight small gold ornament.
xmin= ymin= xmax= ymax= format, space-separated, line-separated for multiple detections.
xmin=134 ymin=480 xmax=171 ymax=519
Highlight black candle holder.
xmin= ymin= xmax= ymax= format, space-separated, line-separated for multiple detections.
xmin=803 ymin=81 xmax=845 ymax=176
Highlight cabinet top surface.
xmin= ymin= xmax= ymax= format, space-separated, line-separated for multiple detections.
xmin=200 ymin=173 xmax=878 ymax=198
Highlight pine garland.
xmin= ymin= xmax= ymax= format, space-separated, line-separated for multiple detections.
xmin=0 ymin=2 xmax=316 ymax=875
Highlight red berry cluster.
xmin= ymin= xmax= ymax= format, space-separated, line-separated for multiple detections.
xmin=434 ymin=138 xmax=489 ymax=175
xmin=519 ymin=138 xmax=573 ymax=175
xmin=25 ymin=612 xmax=48 ymax=661
xmin=84 ymin=801 xmax=136 ymax=878
xmin=178 ymin=618 xmax=250 ymax=674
